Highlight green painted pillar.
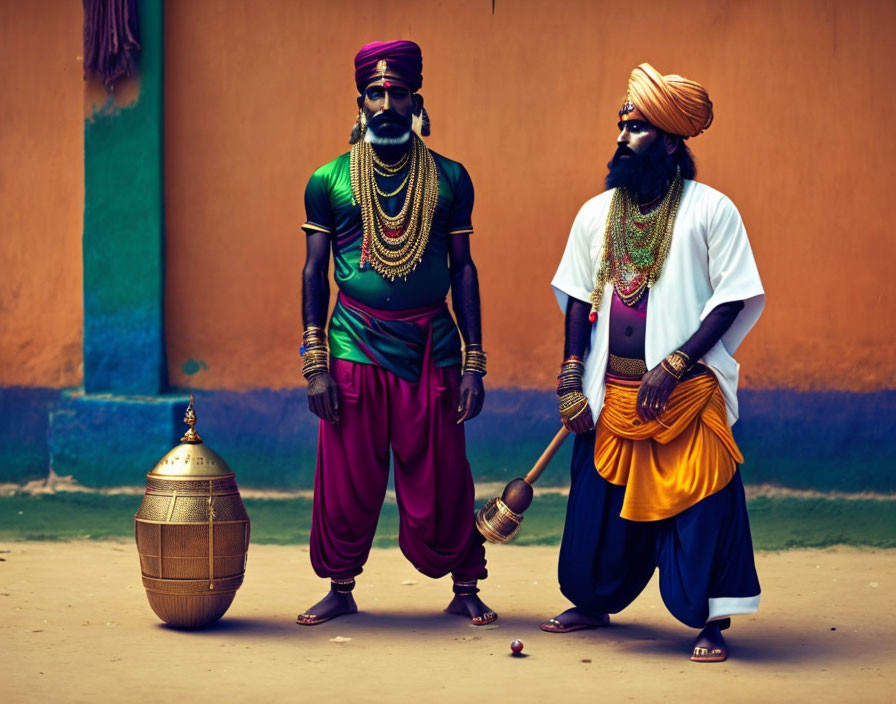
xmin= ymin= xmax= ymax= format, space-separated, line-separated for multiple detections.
xmin=83 ymin=0 xmax=166 ymax=394
xmin=50 ymin=0 xmax=188 ymax=486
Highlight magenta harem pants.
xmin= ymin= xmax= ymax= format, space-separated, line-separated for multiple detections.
xmin=309 ymin=357 xmax=487 ymax=582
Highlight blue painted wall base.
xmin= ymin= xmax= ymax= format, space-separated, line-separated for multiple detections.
xmin=735 ymin=389 xmax=896 ymax=491
xmin=3 ymin=386 xmax=894 ymax=492
xmin=48 ymin=390 xmax=190 ymax=486
xmin=0 ymin=387 xmax=61 ymax=483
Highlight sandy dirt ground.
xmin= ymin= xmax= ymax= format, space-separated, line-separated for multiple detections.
xmin=1 ymin=542 xmax=894 ymax=703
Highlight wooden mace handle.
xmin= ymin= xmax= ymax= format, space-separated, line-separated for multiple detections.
xmin=522 ymin=426 xmax=571 ymax=486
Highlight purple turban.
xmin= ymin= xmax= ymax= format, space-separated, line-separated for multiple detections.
xmin=354 ymin=40 xmax=423 ymax=93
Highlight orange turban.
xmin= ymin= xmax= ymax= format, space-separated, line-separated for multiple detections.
xmin=623 ymin=63 xmax=713 ymax=138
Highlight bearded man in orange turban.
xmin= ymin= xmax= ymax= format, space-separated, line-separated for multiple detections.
xmin=545 ymin=64 xmax=765 ymax=663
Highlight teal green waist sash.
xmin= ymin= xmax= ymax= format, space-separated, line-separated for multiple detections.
xmin=328 ymin=293 xmax=462 ymax=382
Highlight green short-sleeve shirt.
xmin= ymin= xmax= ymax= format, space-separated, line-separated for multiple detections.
xmin=302 ymin=148 xmax=474 ymax=377
xmin=302 ymin=149 xmax=474 ymax=310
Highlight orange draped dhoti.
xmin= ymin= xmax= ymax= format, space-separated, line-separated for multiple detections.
xmin=556 ymin=370 xmax=761 ymax=627
xmin=594 ymin=372 xmax=742 ymax=522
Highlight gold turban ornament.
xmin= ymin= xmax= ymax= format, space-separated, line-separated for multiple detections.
xmin=623 ymin=63 xmax=713 ymax=139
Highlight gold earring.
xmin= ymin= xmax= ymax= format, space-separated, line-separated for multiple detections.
xmin=349 ymin=108 xmax=367 ymax=144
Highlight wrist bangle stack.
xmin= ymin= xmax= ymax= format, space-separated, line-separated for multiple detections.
xmin=660 ymin=349 xmax=691 ymax=380
xmin=557 ymin=356 xmax=585 ymax=395
xmin=301 ymin=325 xmax=329 ymax=381
xmin=557 ymin=356 xmax=588 ymax=420
xmin=463 ymin=343 xmax=487 ymax=376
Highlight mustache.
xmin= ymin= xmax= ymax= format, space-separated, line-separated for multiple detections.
xmin=612 ymin=145 xmax=636 ymax=162
xmin=369 ymin=109 xmax=410 ymax=127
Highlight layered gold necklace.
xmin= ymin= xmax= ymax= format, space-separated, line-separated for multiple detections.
xmin=589 ymin=169 xmax=684 ymax=317
xmin=350 ymin=134 xmax=439 ymax=281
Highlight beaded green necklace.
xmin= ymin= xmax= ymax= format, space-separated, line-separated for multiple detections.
xmin=588 ymin=170 xmax=684 ymax=320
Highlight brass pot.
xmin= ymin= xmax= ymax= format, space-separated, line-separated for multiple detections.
xmin=135 ymin=398 xmax=250 ymax=629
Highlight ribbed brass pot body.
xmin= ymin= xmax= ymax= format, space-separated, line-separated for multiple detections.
xmin=135 ymin=443 xmax=250 ymax=629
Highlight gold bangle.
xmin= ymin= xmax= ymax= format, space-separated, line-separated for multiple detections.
xmin=560 ymin=399 xmax=588 ymax=420
xmin=463 ymin=347 xmax=487 ymax=376
xmin=557 ymin=357 xmax=584 ymax=395
xmin=662 ymin=350 xmax=690 ymax=379
xmin=558 ymin=391 xmax=588 ymax=420
xmin=301 ymin=342 xmax=330 ymax=380
xmin=568 ymin=402 xmax=590 ymax=421
xmin=659 ymin=359 xmax=681 ymax=379
xmin=669 ymin=350 xmax=690 ymax=370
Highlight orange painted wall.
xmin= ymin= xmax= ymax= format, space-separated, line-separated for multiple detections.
xmin=165 ymin=0 xmax=895 ymax=392
xmin=0 ymin=1 xmax=84 ymax=387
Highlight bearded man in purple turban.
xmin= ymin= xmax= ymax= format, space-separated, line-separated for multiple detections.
xmin=296 ymin=40 xmax=495 ymax=627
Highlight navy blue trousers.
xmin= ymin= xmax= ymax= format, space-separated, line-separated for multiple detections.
xmin=558 ymin=430 xmax=761 ymax=629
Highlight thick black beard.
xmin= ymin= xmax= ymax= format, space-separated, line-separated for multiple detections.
xmin=367 ymin=109 xmax=412 ymax=141
xmin=605 ymin=136 xmax=696 ymax=199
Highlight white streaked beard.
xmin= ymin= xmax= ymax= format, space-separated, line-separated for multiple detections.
xmin=364 ymin=129 xmax=411 ymax=146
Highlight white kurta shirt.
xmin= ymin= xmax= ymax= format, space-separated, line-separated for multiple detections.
xmin=551 ymin=180 xmax=765 ymax=426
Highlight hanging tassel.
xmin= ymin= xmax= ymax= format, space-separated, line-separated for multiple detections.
xmin=83 ymin=0 xmax=141 ymax=91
